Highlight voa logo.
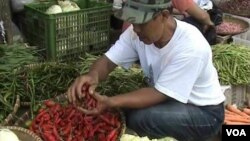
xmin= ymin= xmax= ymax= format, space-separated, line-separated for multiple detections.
xmin=226 ymin=129 xmax=246 ymax=136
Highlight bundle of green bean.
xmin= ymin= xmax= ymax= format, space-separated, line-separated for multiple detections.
xmin=97 ymin=67 xmax=147 ymax=96
xmin=0 ymin=72 xmax=17 ymax=124
xmin=12 ymin=63 xmax=80 ymax=103
xmin=75 ymin=53 xmax=100 ymax=74
xmin=75 ymin=54 xmax=147 ymax=96
xmin=212 ymin=44 xmax=250 ymax=85
xmin=0 ymin=43 xmax=39 ymax=72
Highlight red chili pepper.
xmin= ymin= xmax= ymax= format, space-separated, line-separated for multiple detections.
xmin=30 ymin=120 xmax=37 ymax=131
xmin=116 ymin=120 xmax=121 ymax=128
xmin=107 ymin=129 xmax=118 ymax=141
xmin=53 ymin=126 xmax=61 ymax=140
xmin=103 ymin=126 xmax=114 ymax=132
xmin=49 ymin=104 xmax=60 ymax=115
xmin=110 ymin=116 xmax=116 ymax=127
xmin=96 ymin=128 xmax=105 ymax=133
xmin=66 ymin=134 xmax=72 ymax=141
xmin=38 ymin=108 xmax=45 ymax=113
xmin=35 ymin=109 xmax=47 ymax=120
xmin=55 ymin=118 xmax=61 ymax=125
xmin=83 ymin=128 xmax=89 ymax=139
xmin=44 ymin=100 xmax=55 ymax=107
xmin=67 ymin=109 xmax=76 ymax=120
xmin=42 ymin=113 xmax=51 ymax=121
xmin=98 ymin=133 xmax=106 ymax=141
xmin=41 ymin=124 xmax=53 ymax=131
xmin=43 ymin=132 xmax=56 ymax=141
xmin=59 ymin=121 xmax=66 ymax=127
xmin=110 ymin=132 xmax=118 ymax=141
xmin=99 ymin=115 xmax=114 ymax=126
xmin=63 ymin=123 xmax=72 ymax=135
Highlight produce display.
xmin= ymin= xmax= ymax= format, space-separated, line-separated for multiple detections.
xmin=212 ymin=44 xmax=250 ymax=85
xmin=1 ymin=0 xmax=250 ymax=137
xmin=13 ymin=63 xmax=79 ymax=103
xmin=120 ymin=134 xmax=177 ymax=141
xmin=0 ymin=43 xmax=39 ymax=72
xmin=46 ymin=0 xmax=80 ymax=14
xmin=0 ymin=43 xmax=38 ymax=124
xmin=76 ymin=54 xmax=147 ymax=97
xmin=0 ymin=72 xmax=16 ymax=124
xmin=224 ymin=104 xmax=250 ymax=125
xmin=28 ymin=91 xmax=124 ymax=141
xmin=216 ymin=21 xmax=243 ymax=34
xmin=217 ymin=0 xmax=250 ymax=17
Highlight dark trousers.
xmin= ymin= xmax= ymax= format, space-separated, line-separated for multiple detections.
xmin=125 ymin=99 xmax=224 ymax=141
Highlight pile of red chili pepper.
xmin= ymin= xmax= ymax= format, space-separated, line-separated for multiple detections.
xmin=29 ymin=95 xmax=122 ymax=141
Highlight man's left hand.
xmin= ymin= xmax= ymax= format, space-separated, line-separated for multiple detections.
xmin=77 ymin=92 xmax=110 ymax=115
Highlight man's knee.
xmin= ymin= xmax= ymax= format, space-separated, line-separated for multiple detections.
xmin=125 ymin=109 xmax=148 ymax=128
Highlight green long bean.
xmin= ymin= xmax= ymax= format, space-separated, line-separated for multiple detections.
xmin=212 ymin=43 xmax=250 ymax=85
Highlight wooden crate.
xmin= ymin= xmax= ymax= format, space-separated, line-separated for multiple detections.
xmin=223 ymin=85 xmax=250 ymax=109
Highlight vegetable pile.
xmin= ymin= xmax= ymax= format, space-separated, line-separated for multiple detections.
xmin=218 ymin=0 xmax=250 ymax=17
xmin=120 ymin=134 xmax=177 ymax=141
xmin=0 ymin=43 xmax=38 ymax=124
xmin=13 ymin=63 xmax=79 ymax=103
xmin=224 ymin=104 xmax=250 ymax=125
xmin=212 ymin=44 xmax=250 ymax=85
xmin=0 ymin=43 xmax=39 ymax=72
xmin=216 ymin=21 xmax=243 ymax=34
xmin=46 ymin=0 xmax=80 ymax=14
xmin=76 ymin=54 xmax=147 ymax=97
xmin=1 ymin=53 xmax=146 ymax=125
xmin=0 ymin=72 xmax=17 ymax=124
xmin=97 ymin=66 xmax=147 ymax=97
xmin=29 ymin=93 xmax=123 ymax=141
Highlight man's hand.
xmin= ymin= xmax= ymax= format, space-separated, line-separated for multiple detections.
xmin=203 ymin=22 xmax=215 ymax=34
xmin=77 ymin=92 xmax=111 ymax=115
xmin=67 ymin=74 xmax=98 ymax=105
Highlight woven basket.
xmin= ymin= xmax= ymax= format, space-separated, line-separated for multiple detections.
xmin=0 ymin=126 xmax=42 ymax=141
xmin=13 ymin=62 xmax=79 ymax=106
xmin=213 ymin=0 xmax=250 ymax=18
xmin=0 ymin=95 xmax=20 ymax=126
xmin=216 ymin=14 xmax=249 ymax=36
xmin=14 ymin=94 xmax=126 ymax=141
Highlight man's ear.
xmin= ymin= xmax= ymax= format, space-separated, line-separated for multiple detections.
xmin=161 ymin=10 xmax=170 ymax=19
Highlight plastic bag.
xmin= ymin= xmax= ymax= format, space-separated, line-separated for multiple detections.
xmin=0 ymin=20 xmax=6 ymax=44
xmin=11 ymin=0 xmax=36 ymax=13
xmin=208 ymin=1 xmax=223 ymax=26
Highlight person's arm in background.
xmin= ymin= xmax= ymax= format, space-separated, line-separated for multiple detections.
xmin=185 ymin=1 xmax=214 ymax=28
xmin=172 ymin=0 xmax=214 ymax=27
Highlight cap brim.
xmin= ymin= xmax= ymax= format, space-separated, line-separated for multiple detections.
xmin=114 ymin=6 xmax=155 ymax=24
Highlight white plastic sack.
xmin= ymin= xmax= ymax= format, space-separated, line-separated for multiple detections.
xmin=0 ymin=21 xmax=6 ymax=43
xmin=11 ymin=0 xmax=36 ymax=13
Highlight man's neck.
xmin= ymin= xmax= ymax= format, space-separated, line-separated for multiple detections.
xmin=154 ymin=19 xmax=177 ymax=48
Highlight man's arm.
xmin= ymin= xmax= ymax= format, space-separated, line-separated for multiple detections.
xmin=88 ymin=55 xmax=117 ymax=82
xmin=186 ymin=2 xmax=214 ymax=26
xmin=109 ymin=87 xmax=168 ymax=108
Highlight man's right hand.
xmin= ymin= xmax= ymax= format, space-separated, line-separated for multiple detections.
xmin=67 ymin=73 xmax=98 ymax=105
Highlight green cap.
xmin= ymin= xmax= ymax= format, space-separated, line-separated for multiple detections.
xmin=114 ymin=0 xmax=172 ymax=24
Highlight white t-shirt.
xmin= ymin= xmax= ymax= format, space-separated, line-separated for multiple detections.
xmin=105 ymin=20 xmax=225 ymax=106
